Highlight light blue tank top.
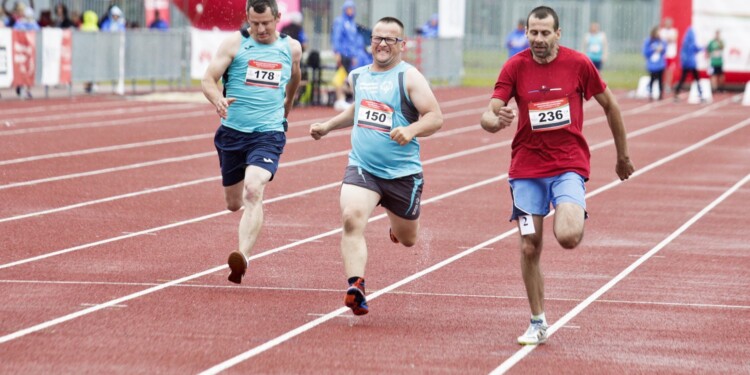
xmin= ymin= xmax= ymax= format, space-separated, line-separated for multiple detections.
xmin=348 ymin=61 xmax=421 ymax=179
xmin=586 ymin=33 xmax=605 ymax=62
xmin=222 ymin=34 xmax=292 ymax=133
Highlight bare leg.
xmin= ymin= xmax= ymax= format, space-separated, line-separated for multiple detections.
xmin=231 ymin=166 xmax=272 ymax=258
xmin=339 ymin=184 xmax=380 ymax=278
xmin=387 ymin=210 xmax=419 ymax=247
xmin=553 ymin=202 xmax=585 ymax=249
xmin=519 ymin=215 xmax=545 ymax=316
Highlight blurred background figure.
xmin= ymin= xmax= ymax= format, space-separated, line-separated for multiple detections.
xmin=673 ymin=26 xmax=703 ymax=101
xmin=583 ymin=22 xmax=608 ymax=70
xmin=280 ymin=11 xmax=306 ymax=51
xmin=505 ymin=19 xmax=529 ymax=58
xmin=330 ymin=0 xmax=370 ymax=111
xmin=100 ymin=5 xmax=125 ymax=32
xmin=419 ymin=13 xmax=438 ymax=38
xmin=12 ymin=5 xmax=38 ymax=31
xmin=658 ymin=17 xmax=678 ymax=93
xmin=54 ymin=2 xmax=74 ymax=28
xmin=706 ymin=29 xmax=724 ymax=92
xmin=149 ymin=9 xmax=169 ymax=30
xmin=642 ymin=26 xmax=667 ymax=101
xmin=79 ymin=10 xmax=99 ymax=94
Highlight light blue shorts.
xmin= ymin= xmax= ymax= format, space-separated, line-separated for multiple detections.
xmin=508 ymin=171 xmax=587 ymax=221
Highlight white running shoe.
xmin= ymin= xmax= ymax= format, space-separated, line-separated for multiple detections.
xmin=333 ymin=99 xmax=351 ymax=112
xmin=517 ymin=319 xmax=548 ymax=345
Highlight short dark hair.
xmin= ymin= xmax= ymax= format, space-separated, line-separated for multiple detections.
xmin=376 ymin=16 xmax=404 ymax=34
xmin=527 ymin=6 xmax=559 ymax=31
xmin=246 ymin=0 xmax=278 ymax=17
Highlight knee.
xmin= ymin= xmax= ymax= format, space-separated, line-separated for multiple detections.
xmin=341 ymin=207 xmax=366 ymax=234
xmin=557 ymin=232 xmax=583 ymax=250
xmin=399 ymin=235 xmax=417 ymax=247
xmin=226 ymin=201 xmax=242 ymax=212
xmin=242 ymin=182 xmax=264 ymax=206
xmin=520 ymin=238 xmax=541 ymax=258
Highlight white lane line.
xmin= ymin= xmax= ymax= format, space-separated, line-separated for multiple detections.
xmin=3 ymin=102 xmax=201 ymax=125
xmin=5 ymin=279 xmax=748 ymax=310
xmin=200 ymin=118 xmax=750 ymax=375
xmin=0 ymin=99 xmax=676 ymax=220
xmin=491 ymin=172 xmax=750 ymax=375
xmin=0 ymin=98 xmax=725 ymax=347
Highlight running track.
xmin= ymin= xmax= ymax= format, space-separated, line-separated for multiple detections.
xmin=1 ymin=88 xmax=748 ymax=374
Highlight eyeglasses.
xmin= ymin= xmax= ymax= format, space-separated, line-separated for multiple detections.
xmin=371 ymin=36 xmax=403 ymax=45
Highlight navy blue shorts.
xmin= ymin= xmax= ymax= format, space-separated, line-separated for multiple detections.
xmin=343 ymin=166 xmax=423 ymax=220
xmin=214 ymin=125 xmax=286 ymax=187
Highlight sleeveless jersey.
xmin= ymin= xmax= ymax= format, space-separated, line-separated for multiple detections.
xmin=222 ymin=33 xmax=292 ymax=133
xmin=348 ymin=61 xmax=421 ymax=179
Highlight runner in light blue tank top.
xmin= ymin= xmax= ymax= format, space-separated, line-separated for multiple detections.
xmin=348 ymin=61 xmax=421 ymax=179
xmin=222 ymin=34 xmax=292 ymax=133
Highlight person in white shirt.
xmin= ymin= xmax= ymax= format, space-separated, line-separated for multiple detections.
xmin=658 ymin=17 xmax=678 ymax=93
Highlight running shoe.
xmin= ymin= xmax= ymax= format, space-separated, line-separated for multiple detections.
xmin=517 ymin=318 xmax=548 ymax=345
xmin=227 ymin=251 xmax=247 ymax=284
xmin=344 ymin=278 xmax=369 ymax=315
xmin=389 ymin=228 xmax=399 ymax=244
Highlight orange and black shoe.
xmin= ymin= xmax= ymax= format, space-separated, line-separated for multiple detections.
xmin=389 ymin=228 xmax=399 ymax=244
xmin=227 ymin=251 xmax=247 ymax=284
xmin=344 ymin=277 xmax=369 ymax=315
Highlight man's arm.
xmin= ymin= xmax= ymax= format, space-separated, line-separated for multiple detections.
xmin=388 ymin=68 xmax=443 ymax=146
xmin=480 ymin=98 xmax=515 ymax=133
xmin=310 ymin=75 xmax=356 ymax=140
xmin=201 ymin=33 xmax=241 ymax=119
xmin=284 ymin=38 xmax=303 ymax=119
xmin=594 ymin=87 xmax=635 ymax=180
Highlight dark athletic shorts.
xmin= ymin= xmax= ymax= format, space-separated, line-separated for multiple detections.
xmin=214 ymin=125 xmax=286 ymax=186
xmin=342 ymin=166 xmax=424 ymax=220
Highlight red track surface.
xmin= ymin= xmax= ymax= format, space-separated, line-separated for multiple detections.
xmin=1 ymin=88 xmax=748 ymax=374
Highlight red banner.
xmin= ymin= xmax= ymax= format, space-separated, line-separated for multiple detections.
xmin=12 ymin=30 xmax=35 ymax=87
xmin=60 ymin=29 xmax=72 ymax=84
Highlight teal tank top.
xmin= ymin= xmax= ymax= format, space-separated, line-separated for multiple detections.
xmin=348 ymin=61 xmax=421 ymax=179
xmin=586 ymin=33 xmax=605 ymax=62
xmin=221 ymin=34 xmax=292 ymax=133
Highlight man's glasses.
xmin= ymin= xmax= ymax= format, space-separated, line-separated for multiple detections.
xmin=371 ymin=36 xmax=403 ymax=45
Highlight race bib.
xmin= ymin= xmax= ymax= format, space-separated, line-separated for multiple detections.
xmin=245 ymin=60 xmax=282 ymax=88
xmin=357 ymin=99 xmax=393 ymax=132
xmin=529 ymin=97 xmax=571 ymax=132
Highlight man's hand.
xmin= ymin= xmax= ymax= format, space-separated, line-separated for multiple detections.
xmin=480 ymin=107 xmax=515 ymax=133
xmin=214 ymin=97 xmax=236 ymax=119
xmin=309 ymin=123 xmax=329 ymax=140
xmin=616 ymin=156 xmax=635 ymax=181
xmin=390 ymin=126 xmax=415 ymax=146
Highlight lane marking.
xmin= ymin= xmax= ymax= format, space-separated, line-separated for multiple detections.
xmin=4 ymin=279 xmax=748 ymax=310
xmin=0 ymin=98 xmax=737 ymax=351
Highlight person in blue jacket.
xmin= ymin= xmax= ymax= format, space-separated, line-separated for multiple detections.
xmin=673 ymin=26 xmax=703 ymax=101
xmin=419 ymin=14 xmax=438 ymax=38
xmin=505 ymin=20 xmax=529 ymax=58
xmin=642 ymin=26 xmax=667 ymax=101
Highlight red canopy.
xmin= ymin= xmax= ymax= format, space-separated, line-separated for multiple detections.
xmin=173 ymin=0 xmax=247 ymax=31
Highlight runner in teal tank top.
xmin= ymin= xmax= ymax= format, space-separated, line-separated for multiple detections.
xmin=309 ymin=17 xmax=443 ymax=316
xmin=201 ymin=0 xmax=302 ymax=285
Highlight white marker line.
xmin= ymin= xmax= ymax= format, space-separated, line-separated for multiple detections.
xmin=0 ymin=99 xmax=728 ymax=348
xmin=490 ymin=179 xmax=750 ymax=374
xmin=199 ymin=119 xmax=750 ymax=374
xmin=5 ymin=279 xmax=747 ymax=310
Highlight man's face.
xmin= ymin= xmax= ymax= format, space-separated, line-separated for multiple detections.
xmin=248 ymin=7 xmax=279 ymax=44
xmin=371 ymin=22 xmax=404 ymax=67
xmin=526 ymin=15 xmax=560 ymax=59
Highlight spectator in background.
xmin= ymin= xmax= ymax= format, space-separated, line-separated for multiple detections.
xmin=38 ymin=9 xmax=52 ymax=27
xmin=583 ymin=22 xmax=607 ymax=70
xmin=506 ymin=19 xmax=529 ymax=58
xmin=673 ymin=26 xmax=702 ymax=102
xmin=100 ymin=5 xmax=125 ymax=32
xmin=419 ymin=13 xmax=438 ymax=38
xmin=331 ymin=0 xmax=367 ymax=111
xmin=79 ymin=10 xmax=99 ymax=93
xmin=149 ymin=9 xmax=168 ymax=30
xmin=658 ymin=17 xmax=678 ymax=93
xmin=1 ymin=6 xmax=9 ymax=27
xmin=280 ymin=11 xmax=306 ymax=51
xmin=12 ymin=5 xmax=37 ymax=31
xmin=642 ymin=26 xmax=667 ymax=101
xmin=70 ymin=10 xmax=82 ymax=28
xmin=54 ymin=2 xmax=74 ymax=28
xmin=706 ymin=29 xmax=724 ymax=93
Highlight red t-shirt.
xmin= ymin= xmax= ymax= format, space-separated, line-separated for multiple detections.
xmin=491 ymin=46 xmax=606 ymax=180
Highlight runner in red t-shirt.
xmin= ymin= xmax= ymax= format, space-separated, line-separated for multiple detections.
xmin=480 ymin=5 xmax=634 ymax=346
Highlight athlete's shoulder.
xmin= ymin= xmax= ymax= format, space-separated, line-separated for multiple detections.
xmin=559 ymin=46 xmax=590 ymax=64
